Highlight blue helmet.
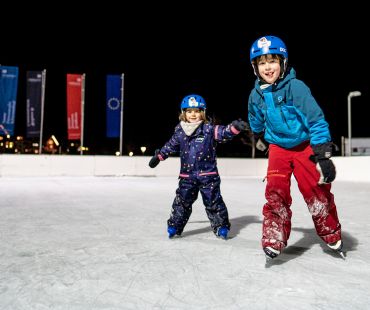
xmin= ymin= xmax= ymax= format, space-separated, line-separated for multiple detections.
xmin=250 ymin=35 xmax=288 ymax=79
xmin=250 ymin=35 xmax=288 ymax=62
xmin=180 ymin=94 xmax=206 ymax=111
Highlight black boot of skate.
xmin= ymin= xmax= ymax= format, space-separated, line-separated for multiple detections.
xmin=263 ymin=247 xmax=280 ymax=262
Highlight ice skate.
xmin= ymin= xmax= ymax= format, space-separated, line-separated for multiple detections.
xmin=216 ymin=226 xmax=229 ymax=240
xmin=327 ymin=240 xmax=345 ymax=259
xmin=167 ymin=226 xmax=177 ymax=239
xmin=263 ymin=246 xmax=280 ymax=262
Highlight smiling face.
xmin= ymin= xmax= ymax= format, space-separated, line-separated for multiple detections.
xmin=185 ymin=108 xmax=202 ymax=123
xmin=256 ymin=54 xmax=282 ymax=84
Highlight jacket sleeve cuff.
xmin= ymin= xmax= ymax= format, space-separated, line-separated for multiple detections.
xmin=230 ymin=126 xmax=240 ymax=135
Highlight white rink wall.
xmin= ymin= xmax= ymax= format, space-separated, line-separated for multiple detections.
xmin=0 ymin=154 xmax=369 ymax=182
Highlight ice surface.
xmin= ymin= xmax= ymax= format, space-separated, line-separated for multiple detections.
xmin=0 ymin=176 xmax=369 ymax=309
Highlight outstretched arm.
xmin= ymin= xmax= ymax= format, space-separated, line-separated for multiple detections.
xmin=148 ymin=126 xmax=181 ymax=168
xmin=215 ymin=119 xmax=251 ymax=143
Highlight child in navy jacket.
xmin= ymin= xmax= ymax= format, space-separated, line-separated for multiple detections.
xmin=149 ymin=94 xmax=249 ymax=239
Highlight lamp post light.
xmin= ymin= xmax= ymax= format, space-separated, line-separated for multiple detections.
xmin=347 ymin=91 xmax=362 ymax=156
xmin=140 ymin=146 xmax=147 ymax=155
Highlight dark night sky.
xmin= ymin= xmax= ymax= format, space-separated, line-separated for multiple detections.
xmin=2 ymin=5 xmax=369 ymax=156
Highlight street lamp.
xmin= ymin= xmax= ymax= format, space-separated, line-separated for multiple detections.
xmin=347 ymin=91 xmax=362 ymax=156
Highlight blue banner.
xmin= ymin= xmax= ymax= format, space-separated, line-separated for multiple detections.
xmin=106 ymin=74 xmax=122 ymax=138
xmin=26 ymin=71 xmax=43 ymax=138
xmin=0 ymin=66 xmax=19 ymax=136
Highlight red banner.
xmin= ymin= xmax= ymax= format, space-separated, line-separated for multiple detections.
xmin=66 ymin=74 xmax=82 ymax=140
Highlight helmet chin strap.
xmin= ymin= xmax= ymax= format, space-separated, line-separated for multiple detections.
xmin=280 ymin=59 xmax=288 ymax=78
xmin=252 ymin=63 xmax=261 ymax=80
xmin=252 ymin=63 xmax=268 ymax=83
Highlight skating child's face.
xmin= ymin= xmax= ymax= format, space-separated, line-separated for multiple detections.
xmin=185 ymin=108 xmax=202 ymax=123
xmin=257 ymin=54 xmax=281 ymax=84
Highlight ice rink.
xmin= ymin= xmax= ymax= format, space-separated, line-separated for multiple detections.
xmin=0 ymin=176 xmax=369 ymax=309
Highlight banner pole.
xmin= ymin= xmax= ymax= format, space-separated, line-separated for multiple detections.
xmin=119 ymin=73 xmax=124 ymax=156
xmin=80 ymin=74 xmax=86 ymax=155
xmin=39 ymin=69 xmax=46 ymax=154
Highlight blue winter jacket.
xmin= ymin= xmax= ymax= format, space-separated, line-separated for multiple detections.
xmin=158 ymin=122 xmax=239 ymax=177
xmin=248 ymin=67 xmax=331 ymax=149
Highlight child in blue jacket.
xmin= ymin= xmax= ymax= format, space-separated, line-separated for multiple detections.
xmin=149 ymin=94 xmax=249 ymax=239
xmin=248 ymin=35 xmax=343 ymax=261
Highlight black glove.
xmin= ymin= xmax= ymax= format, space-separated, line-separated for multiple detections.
xmin=309 ymin=142 xmax=336 ymax=184
xmin=149 ymin=149 xmax=161 ymax=168
xmin=254 ymin=132 xmax=268 ymax=152
xmin=232 ymin=119 xmax=250 ymax=132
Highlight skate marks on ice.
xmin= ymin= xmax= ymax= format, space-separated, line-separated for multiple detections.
xmin=181 ymin=214 xmax=356 ymax=266
xmin=0 ymin=176 xmax=369 ymax=309
xmin=265 ymin=229 xmax=357 ymax=267
xmin=183 ymin=215 xmax=356 ymax=267
xmin=180 ymin=215 xmax=261 ymax=239
xmin=229 ymin=215 xmax=261 ymax=239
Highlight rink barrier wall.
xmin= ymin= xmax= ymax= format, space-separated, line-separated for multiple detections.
xmin=0 ymin=154 xmax=369 ymax=182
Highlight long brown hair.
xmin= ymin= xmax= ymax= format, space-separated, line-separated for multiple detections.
xmin=179 ymin=109 xmax=208 ymax=123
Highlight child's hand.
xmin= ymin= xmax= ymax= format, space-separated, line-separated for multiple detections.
xmin=252 ymin=132 xmax=268 ymax=152
xmin=309 ymin=142 xmax=337 ymax=184
xmin=314 ymin=159 xmax=336 ymax=184
xmin=149 ymin=149 xmax=161 ymax=168
xmin=232 ymin=119 xmax=250 ymax=132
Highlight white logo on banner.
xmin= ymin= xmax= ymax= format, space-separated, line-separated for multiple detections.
xmin=107 ymin=97 xmax=120 ymax=110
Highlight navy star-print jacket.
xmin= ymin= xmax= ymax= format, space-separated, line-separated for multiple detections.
xmin=158 ymin=122 xmax=240 ymax=177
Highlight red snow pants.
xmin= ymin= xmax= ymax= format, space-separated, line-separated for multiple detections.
xmin=262 ymin=142 xmax=342 ymax=251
